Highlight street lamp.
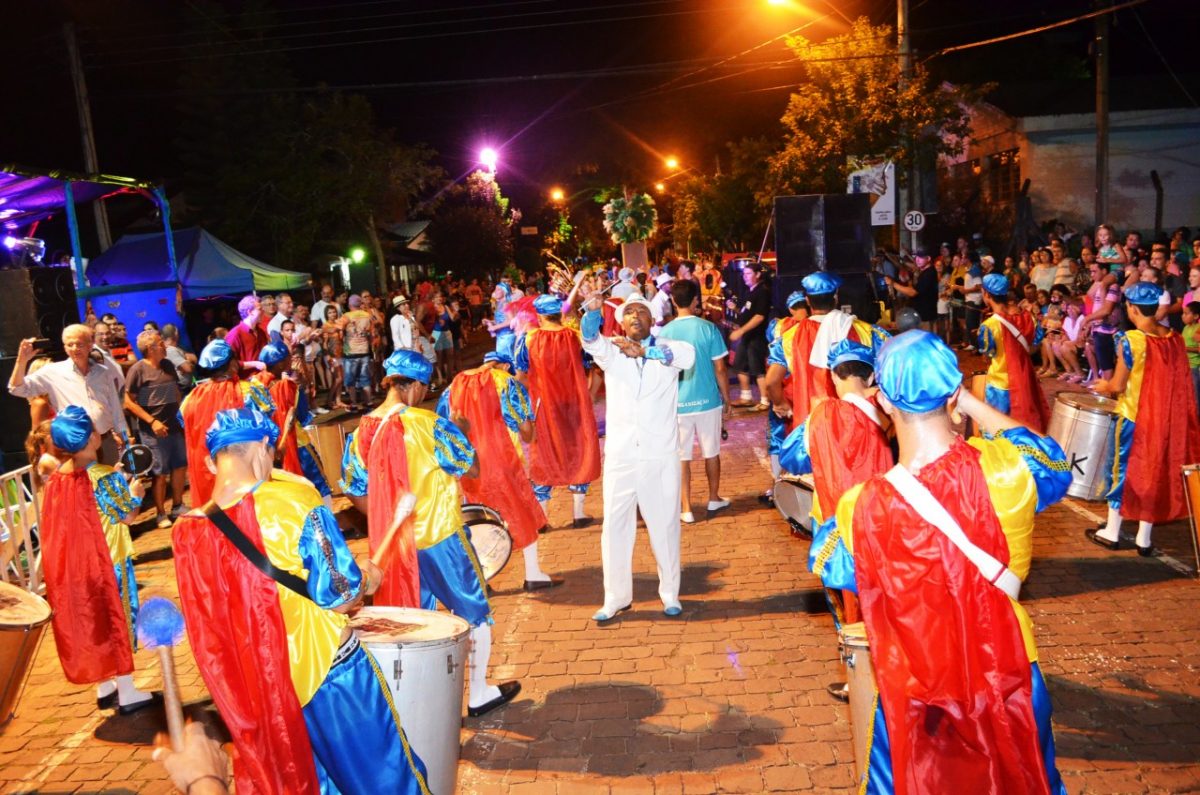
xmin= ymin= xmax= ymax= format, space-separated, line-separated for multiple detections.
xmin=550 ymin=187 xmax=565 ymax=203
xmin=350 ymin=247 xmax=366 ymax=264
xmin=664 ymin=156 xmax=680 ymax=171
xmin=654 ymin=182 xmax=666 ymax=193
xmin=480 ymin=147 xmax=498 ymax=175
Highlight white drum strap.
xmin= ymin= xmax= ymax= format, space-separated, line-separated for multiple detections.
xmin=993 ymin=314 xmax=1031 ymax=354
xmin=842 ymin=393 xmax=884 ymax=428
xmin=883 ymin=465 xmax=1022 ymax=601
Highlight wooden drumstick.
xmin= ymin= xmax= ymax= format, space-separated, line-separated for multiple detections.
xmin=370 ymin=492 xmax=418 ymax=569
xmin=136 ymin=597 xmax=188 ymax=751
xmin=275 ymin=404 xmax=297 ymax=459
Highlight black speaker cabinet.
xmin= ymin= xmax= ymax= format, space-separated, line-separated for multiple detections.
xmin=774 ymin=194 xmax=873 ymax=276
xmin=0 ymin=267 xmax=79 ymax=358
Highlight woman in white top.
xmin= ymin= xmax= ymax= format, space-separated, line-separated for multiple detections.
xmin=1052 ymin=298 xmax=1087 ymax=382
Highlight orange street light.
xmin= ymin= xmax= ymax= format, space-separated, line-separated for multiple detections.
xmin=654 ymin=182 xmax=666 ymax=193
xmin=550 ymin=187 xmax=565 ymax=202
xmin=664 ymin=156 xmax=680 ymax=170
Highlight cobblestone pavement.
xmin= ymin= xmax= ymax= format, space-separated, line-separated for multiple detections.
xmin=3 ymin=363 xmax=1200 ymax=794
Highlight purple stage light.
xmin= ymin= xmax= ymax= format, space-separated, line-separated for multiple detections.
xmin=2 ymin=235 xmax=17 ymax=249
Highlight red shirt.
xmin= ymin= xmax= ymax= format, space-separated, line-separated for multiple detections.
xmin=225 ymin=321 xmax=267 ymax=377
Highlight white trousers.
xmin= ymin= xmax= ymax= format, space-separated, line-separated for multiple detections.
xmin=600 ymin=456 xmax=682 ymax=611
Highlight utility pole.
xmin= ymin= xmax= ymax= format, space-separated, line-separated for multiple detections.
xmin=896 ymin=0 xmax=912 ymax=251
xmin=64 ymin=22 xmax=112 ymax=251
xmin=1093 ymin=1 xmax=1110 ymax=226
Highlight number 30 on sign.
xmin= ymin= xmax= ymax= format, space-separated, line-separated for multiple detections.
xmin=903 ymin=211 xmax=925 ymax=232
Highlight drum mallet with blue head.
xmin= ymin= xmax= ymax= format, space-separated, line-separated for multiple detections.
xmin=137 ymin=596 xmax=187 ymax=751
xmin=370 ymin=492 xmax=418 ymax=569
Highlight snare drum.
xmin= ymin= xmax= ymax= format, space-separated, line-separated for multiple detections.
xmin=120 ymin=444 xmax=155 ymax=478
xmin=462 ymin=504 xmax=512 ymax=580
xmin=0 ymin=582 xmax=51 ymax=726
xmin=838 ymin=621 xmax=877 ymax=782
xmin=1182 ymin=465 xmax=1200 ymax=576
xmin=774 ymin=474 xmax=815 ymax=537
xmin=353 ymin=607 xmax=471 ymax=795
xmin=1047 ymin=393 xmax=1118 ymax=500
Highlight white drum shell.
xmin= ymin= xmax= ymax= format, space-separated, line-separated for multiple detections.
xmin=1047 ymin=394 xmax=1118 ymax=501
xmin=355 ymin=607 xmax=471 ymax=795
xmin=774 ymin=477 xmax=814 ymax=531
xmin=839 ymin=624 xmax=876 ymax=783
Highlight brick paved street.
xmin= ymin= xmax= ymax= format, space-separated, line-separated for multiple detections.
xmin=3 ymin=368 xmax=1200 ymax=794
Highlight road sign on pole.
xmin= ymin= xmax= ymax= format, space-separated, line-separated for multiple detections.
xmin=903 ymin=211 xmax=925 ymax=232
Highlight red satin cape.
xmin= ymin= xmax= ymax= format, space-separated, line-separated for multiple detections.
xmin=173 ymin=500 xmax=320 ymax=794
xmin=523 ymin=328 xmax=601 ymax=486
xmin=788 ymin=317 xmax=871 ymax=423
xmin=851 ymin=439 xmax=1049 ymax=795
xmin=357 ymin=414 xmax=422 ymax=607
xmin=449 ymin=368 xmax=545 ymax=549
xmin=257 ymin=373 xmax=304 ymax=477
xmin=40 ymin=469 xmax=134 ymax=684
xmin=181 ymin=378 xmax=246 ymax=505
xmin=1123 ymin=332 xmax=1200 ymax=522
xmin=996 ymin=310 xmax=1050 ymax=433
xmin=807 ymin=399 xmax=892 ymax=514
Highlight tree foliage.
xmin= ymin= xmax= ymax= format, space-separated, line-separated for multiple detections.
xmin=673 ymin=138 xmax=774 ymax=252
xmin=767 ymin=17 xmax=981 ymax=198
xmin=426 ymin=171 xmax=516 ymax=278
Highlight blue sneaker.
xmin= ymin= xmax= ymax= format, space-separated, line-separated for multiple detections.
xmin=592 ymin=604 xmax=632 ymax=623
xmin=663 ymin=604 xmax=683 ymax=617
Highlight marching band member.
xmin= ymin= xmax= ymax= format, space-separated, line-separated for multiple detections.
xmin=342 ymin=350 xmax=521 ymax=717
xmin=256 ymin=339 xmax=335 ymax=510
xmin=41 ymin=405 xmax=156 ymax=713
xmin=778 ymin=340 xmax=892 ymax=626
xmin=978 ymin=273 xmax=1051 ymax=432
xmin=514 ymin=294 xmax=602 ymax=527
xmin=762 ymin=290 xmax=808 ymax=506
xmin=1088 ymin=282 xmax=1200 ymax=553
xmin=179 ymin=340 xmax=271 ymax=505
xmin=834 ymin=331 xmax=1071 ymax=794
xmin=173 ymin=408 xmax=430 ymax=794
xmin=437 ymin=336 xmax=562 ymax=590
xmin=764 ymin=272 xmax=888 ymax=430
xmin=580 ymin=295 xmax=696 ymax=621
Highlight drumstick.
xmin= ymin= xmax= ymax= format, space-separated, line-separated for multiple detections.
xmin=370 ymin=493 xmax=418 ymax=569
xmin=136 ymin=597 xmax=187 ymax=751
xmin=275 ymin=404 xmax=297 ymax=456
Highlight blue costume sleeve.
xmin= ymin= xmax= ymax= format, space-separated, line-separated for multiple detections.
xmin=1032 ymin=324 xmax=1045 ymax=347
xmin=434 ymin=389 xmax=452 ymax=421
xmin=978 ymin=324 xmax=996 ymax=357
xmin=339 ymin=431 xmax=368 ymax=497
xmin=580 ymin=309 xmax=603 ymax=342
xmin=778 ymin=421 xmax=812 ymax=476
xmin=766 ymin=318 xmax=778 ymax=341
xmin=499 ymin=378 xmax=533 ymax=432
xmin=299 ymin=505 xmax=363 ymax=609
xmin=767 ymin=337 xmax=788 ymax=370
xmin=997 ymin=426 xmax=1072 ymax=513
xmin=94 ymin=471 xmax=142 ymax=523
xmin=513 ymin=332 xmax=532 ymax=374
xmin=869 ymin=325 xmax=890 ymax=353
xmin=295 ymin=390 xmax=314 ymax=427
xmin=1117 ymin=332 xmax=1134 ymax=369
xmin=433 ymin=417 xmax=476 ymax=477
xmin=643 ymin=345 xmax=672 ymax=365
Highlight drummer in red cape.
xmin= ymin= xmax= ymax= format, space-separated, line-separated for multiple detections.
xmin=255 ymin=338 xmax=336 ymax=511
xmin=978 ymin=272 xmax=1051 ymax=432
xmin=514 ymin=293 xmax=602 ymax=527
xmin=341 ymin=349 xmax=522 ymax=717
xmin=38 ymin=404 xmax=157 ymax=714
xmin=1087 ymin=281 xmax=1200 ymax=554
xmin=179 ymin=339 xmax=273 ymax=506
xmin=764 ymin=271 xmax=888 ymax=432
xmin=436 ymin=333 xmax=563 ymax=590
xmin=579 ymin=294 xmax=696 ymax=622
xmin=173 ymin=408 xmax=431 ymax=794
xmin=832 ymin=330 xmax=1072 ymax=795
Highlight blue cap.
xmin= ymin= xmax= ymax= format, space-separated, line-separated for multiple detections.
xmin=982 ymin=273 xmax=1009 ymax=297
xmin=199 ymin=339 xmax=233 ymax=371
xmin=533 ymin=294 xmax=563 ymax=315
xmin=875 ymin=330 xmax=962 ymax=413
xmin=259 ymin=339 xmax=289 ymax=367
xmin=786 ymin=290 xmax=807 ymax=308
xmin=801 ymin=272 xmax=842 ymax=296
xmin=1125 ymin=282 xmax=1163 ymax=306
xmin=205 ymin=408 xmax=279 ymax=456
xmin=384 ymin=349 xmax=434 ymax=385
xmin=50 ymin=405 xmax=94 ymax=453
xmin=828 ymin=339 xmax=875 ymax=370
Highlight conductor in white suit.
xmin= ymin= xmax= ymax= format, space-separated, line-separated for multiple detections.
xmin=581 ymin=294 xmax=696 ymax=622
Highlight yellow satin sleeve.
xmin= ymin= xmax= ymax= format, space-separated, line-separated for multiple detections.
xmin=1117 ymin=330 xmax=1147 ymax=423
xmin=835 ymin=482 xmax=865 ymax=555
xmin=981 ymin=318 xmax=1010 ymax=391
xmin=87 ymin=464 xmax=135 ymax=564
xmin=252 ymin=471 xmax=348 ymax=707
xmin=970 ymin=436 xmax=1039 ymax=662
xmin=401 ymin=409 xmax=466 ymax=550
xmin=780 ymin=323 xmax=799 ymax=372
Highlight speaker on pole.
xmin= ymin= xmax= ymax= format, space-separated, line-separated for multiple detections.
xmin=773 ymin=193 xmax=873 ymax=276
xmin=0 ymin=267 xmax=80 ymax=358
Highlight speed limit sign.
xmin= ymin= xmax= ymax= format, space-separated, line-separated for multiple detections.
xmin=903 ymin=211 xmax=926 ymax=232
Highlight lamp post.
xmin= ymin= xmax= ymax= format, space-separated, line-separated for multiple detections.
xmin=480 ymin=147 xmax=498 ymax=177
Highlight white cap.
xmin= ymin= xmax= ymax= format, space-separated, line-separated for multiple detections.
xmin=655 ymin=273 xmax=672 ymax=288
xmin=614 ymin=295 xmax=653 ymax=324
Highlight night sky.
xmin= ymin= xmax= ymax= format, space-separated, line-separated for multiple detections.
xmin=5 ymin=0 xmax=1198 ymax=223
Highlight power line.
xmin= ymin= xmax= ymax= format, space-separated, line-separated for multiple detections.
xmin=1131 ymin=8 xmax=1197 ymax=107
xmin=930 ymin=0 xmax=1151 ymax=58
xmin=86 ymin=5 xmax=741 ymax=70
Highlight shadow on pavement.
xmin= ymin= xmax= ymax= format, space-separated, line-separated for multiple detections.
xmin=1048 ymin=673 xmax=1200 ymax=764
xmin=463 ymin=680 xmax=782 ymax=776
xmin=1024 ymin=557 xmax=1184 ymax=601
xmin=93 ymin=699 xmax=229 ymax=747
xmin=134 ymin=545 xmax=175 ymax=565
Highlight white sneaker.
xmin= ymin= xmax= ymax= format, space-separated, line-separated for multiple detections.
xmin=314 ymin=407 xmax=330 ymax=415
xmin=681 ymin=512 xmax=695 ymax=524
xmin=707 ymin=498 xmax=730 ymax=513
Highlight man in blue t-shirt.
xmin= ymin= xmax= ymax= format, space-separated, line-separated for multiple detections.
xmin=658 ymin=279 xmax=731 ymax=523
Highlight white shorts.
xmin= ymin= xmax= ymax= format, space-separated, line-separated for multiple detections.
xmin=678 ymin=407 xmax=723 ymax=461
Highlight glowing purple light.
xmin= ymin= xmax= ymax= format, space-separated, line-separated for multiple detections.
xmin=2 ymin=235 xmax=17 ymax=250
xmin=479 ymin=147 xmax=498 ymax=173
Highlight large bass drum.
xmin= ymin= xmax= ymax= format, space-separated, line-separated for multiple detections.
xmin=0 ymin=582 xmax=51 ymax=726
xmin=462 ymin=504 xmax=512 ymax=580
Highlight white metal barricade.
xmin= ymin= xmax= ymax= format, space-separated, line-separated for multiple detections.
xmin=0 ymin=465 xmax=42 ymax=593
